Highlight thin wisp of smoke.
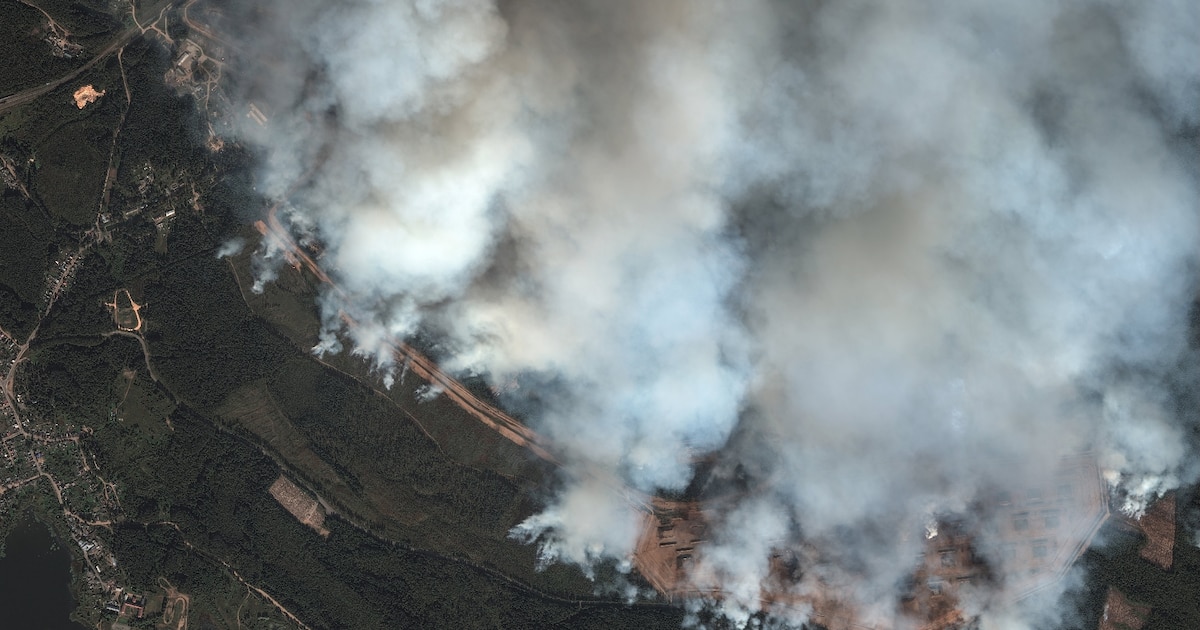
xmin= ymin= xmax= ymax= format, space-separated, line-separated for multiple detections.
xmin=233 ymin=0 xmax=1200 ymax=627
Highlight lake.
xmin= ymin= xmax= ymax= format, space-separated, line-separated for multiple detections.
xmin=0 ymin=513 xmax=89 ymax=630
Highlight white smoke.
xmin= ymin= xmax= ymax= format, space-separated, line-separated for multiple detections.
xmin=214 ymin=237 xmax=246 ymax=259
xmin=228 ymin=0 xmax=1200 ymax=627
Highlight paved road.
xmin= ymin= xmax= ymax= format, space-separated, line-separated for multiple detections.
xmin=0 ymin=5 xmax=181 ymax=117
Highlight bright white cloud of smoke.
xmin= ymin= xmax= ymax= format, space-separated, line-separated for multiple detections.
xmin=235 ymin=0 xmax=1200 ymax=626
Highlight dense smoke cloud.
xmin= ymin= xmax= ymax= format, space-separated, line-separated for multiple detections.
xmin=229 ymin=0 xmax=1200 ymax=626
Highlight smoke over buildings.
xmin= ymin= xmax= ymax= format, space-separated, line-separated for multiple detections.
xmin=230 ymin=0 xmax=1200 ymax=626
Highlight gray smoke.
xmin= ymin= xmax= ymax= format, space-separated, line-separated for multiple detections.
xmin=231 ymin=0 xmax=1200 ymax=627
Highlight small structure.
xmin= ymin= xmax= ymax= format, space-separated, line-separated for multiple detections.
xmin=119 ymin=592 xmax=146 ymax=618
xmin=165 ymin=39 xmax=204 ymax=87
xmin=178 ymin=40 xmax=202 ymax=68
xmin=247 ymin=103 xmax=268 ymax=126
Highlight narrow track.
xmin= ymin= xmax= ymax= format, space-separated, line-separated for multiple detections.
xmin=258 ymin=206 xmax=678 ymax=514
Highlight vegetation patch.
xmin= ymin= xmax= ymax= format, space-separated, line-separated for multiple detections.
xmin=25 ymin=0 xmax=121 ymax=43
xmin=114 ymin=370 xmax=175 ymax=435
xmin=218 ymin=380 xmax=390 ymax=525
xmin=0 ymin=1 xmax=82 ymax=94
xmin=23 ymin=335 xmax=142 ymax=422
xmin=0 ymin=193 xmax=52 ymax=335
xmin=34 ymin=120 xmax=108 ymax=225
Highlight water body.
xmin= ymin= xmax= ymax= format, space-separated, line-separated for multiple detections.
xmin=0 ymin=513 xmax=88 ymax=630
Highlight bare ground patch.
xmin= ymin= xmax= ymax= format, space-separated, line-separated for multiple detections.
xmin=107 ymin=288 xmax=143 ymax=331
xmin=269 ymin=475 xmax=329 ymax=537
xmin=1098 ymin=586 xmax=1150 ymax=630
xmin=1137 ymin=493 xmax=1176 ymax=570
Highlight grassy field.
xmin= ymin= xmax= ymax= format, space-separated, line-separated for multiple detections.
xmin=217 ymin=379 xmax=394 ymax=525
xmin=219 ymin=248 xmax=597 ymax=584
xmin=115 ymin=369 xmax=176 ymax=432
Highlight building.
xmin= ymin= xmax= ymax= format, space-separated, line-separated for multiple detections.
xmin=119 ymin=592 xmax=146 ymax=619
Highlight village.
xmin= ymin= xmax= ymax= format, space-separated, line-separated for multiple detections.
xmin=0 ymin=2 xmax=288 ymax=627
xmin=0 ymin=246 xmax=160 ymax=629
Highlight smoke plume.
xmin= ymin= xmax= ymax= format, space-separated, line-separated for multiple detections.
xmin=228 ymin=0 xmax=1200 ymax=626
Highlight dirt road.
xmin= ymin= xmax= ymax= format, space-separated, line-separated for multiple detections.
xmin=259 ymin=208 xmax=678 ymax=513
xmin=0 ymin=2 xmax=183 ymax=115
xmin=0 ymin=29 xmax=132 ymax=112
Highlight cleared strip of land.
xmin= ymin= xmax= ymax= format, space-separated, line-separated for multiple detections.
xmin=269 ymin=475 xmax=329 ymax=537
xmin=1137 ymin=493 xmax=1176 ymax=570
xmin=1099 ymin=587 xmax=1150 ymax=630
